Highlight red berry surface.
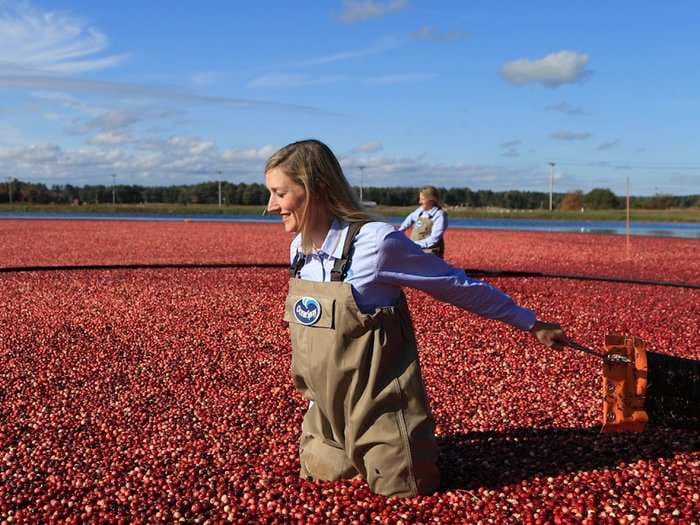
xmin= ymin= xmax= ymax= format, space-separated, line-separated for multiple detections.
xmin=0 ymin=220 xmax=698 ymax=524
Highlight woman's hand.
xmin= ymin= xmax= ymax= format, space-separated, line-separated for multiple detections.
xmin=530 ymin=320 xmax=566 ymax=349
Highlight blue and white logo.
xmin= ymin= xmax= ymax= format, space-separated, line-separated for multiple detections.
xmin=293 ymin=297 xmax=322 ymax=326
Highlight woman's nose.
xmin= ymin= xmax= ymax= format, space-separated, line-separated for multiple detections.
xmin=267 ymin=195 xmax=278 ymax=212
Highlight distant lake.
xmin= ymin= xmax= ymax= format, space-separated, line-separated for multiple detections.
xmin=1 ymin=212 xmax=698 ymax=239
xmin=443 ymin=217 xmax=700 ymax=239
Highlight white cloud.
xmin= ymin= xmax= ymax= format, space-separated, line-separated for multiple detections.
xmin=0 ymin=1 xmax=126 ymax=73
xmin=0 ymin=74 xmax=332 ymax=115
xmin=192 ymin=71 xmax=218 ymax=87
xmin=222 ymin=145 xmax=277 ymax=161
xmin=597 ymin=139 xmax=620 ymax=151
xmin=0 ymin=136 xmax=232 ymax=183
xmin=550 ymin=130 xmax=591 ymax=141
xmin=0 ymin=138 xmax=547 ymax=191
xmin=365 ymin=73 xmax=436 ymax=85
xmin=86 ymin=110 xmax=140 ymax=131
xmin=499 ymin=140 xmax=521 ymax=158
xmin=501 ymin=50 xmax=590 ymax=88
xmin=0 ymin=124 xmax=23 ymax=145
xmin=338 ymin=0 xmax=408 ymax=24
xmin=29 ymin=91 xmax=107 ymax=120
xmin=351 ymin=141 xmax=383 ymax=154
xmin=248 ymin=71 xmax=432 ymax=89
xmin=88 ymin=131 xmax=131 ymax=145
xmin=293 ymin=36 xmax=400 ymax=67
xmin=2 ymin=137 xmax=690 ymax=195
xmin=248 ymin=73 xmax=345 ymax=89
xmin=0 ymin=143 xmax=61 ymax=164
xmin=339 ymin=154 xmax=543 ymax=190
xmin=53 ymin=105 xmax=189 ymax=139
xmin=29 ymin=90 xmax=81 ymax=102
xmin=167 ymin=136 xmax=216 ymax=156
xmin=500 ymin=140 xmax=521 ymax=149
xmin=668 ymin=174 xmax=700 ymax=189
xmin=545 ymin=102 xmax=588 ymax=115
xmin=411 ymin=26 xmax=468 ymax=42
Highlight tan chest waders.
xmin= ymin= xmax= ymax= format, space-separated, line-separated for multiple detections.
xmin=410 ymin=212 xmax=445 ymax=258
xmin=284 ymin=222 xmax=440 ymax=497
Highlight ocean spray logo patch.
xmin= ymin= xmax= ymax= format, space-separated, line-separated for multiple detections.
xmin=293 ymin=297 xmax=322 ymax=326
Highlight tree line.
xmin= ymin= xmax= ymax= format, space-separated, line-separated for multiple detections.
xmin=0 ymin=179 xmax=698 ymax=210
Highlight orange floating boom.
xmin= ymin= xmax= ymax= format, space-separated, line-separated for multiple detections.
xmin=601 ymin=335 xmax=648 ymax=433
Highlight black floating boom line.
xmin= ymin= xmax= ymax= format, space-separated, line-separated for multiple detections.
xmin=0 ymin=262 xmax=698 ymax=289
xmin=0 ymin=262 xmax=289 ymax=273
xmin=462 ymin=268 xmax=700 ymax=290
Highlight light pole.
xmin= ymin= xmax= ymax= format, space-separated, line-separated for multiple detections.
xmin=626 ymin=175 xmax=631 ymax=258
xmin=217 ymin=171 xmax=223 ymax=208
xmin=548 ymin=162 xmax=555 ymax=212
xmin=111 ymin=174 xmax=116 ymax=206
xmin=358 ymin=165 xmax=366 ymax=202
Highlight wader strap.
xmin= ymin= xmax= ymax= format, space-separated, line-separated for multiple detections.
xmin=331 ymin=221 xmax=368 ymax=282
xmin=423 ymin=207 xmax=440 ymax=220
xmin=290 ymin=252 xmax=306 ymax=278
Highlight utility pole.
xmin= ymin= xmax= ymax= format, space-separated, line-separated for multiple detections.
xmin=626 ymin=175 xmax=631 ymax=259
xmin=111 ymin=174 xmax=116 ymax=206
xmin=217 ymin=171 xmax=223 ymax=208
xmin=548 ymin=162 xmax=555 ymax=212
xmin=358 ymin=165 xmax=366 ymax=202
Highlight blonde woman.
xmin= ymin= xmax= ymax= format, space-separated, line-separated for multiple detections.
xmin=398 ymin=186 xmax=447 ymax=258
xmin=265 ymin=139 xmax=566 ymax=498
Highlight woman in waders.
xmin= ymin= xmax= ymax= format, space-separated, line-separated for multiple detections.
xmin=265 ymin=140 xmax=566 ymax=498
xmin=398 ymin=186 xmax=447 ymax=258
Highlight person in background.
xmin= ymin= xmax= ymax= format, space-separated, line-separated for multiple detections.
xmin=398 ymin=186 xmax=447 ymax=258
xmin=264 ymin=139 xmax=566 ymax=498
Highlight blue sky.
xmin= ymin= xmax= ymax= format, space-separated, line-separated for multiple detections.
xmin=1 ymin=0 xmax=699 ymax=196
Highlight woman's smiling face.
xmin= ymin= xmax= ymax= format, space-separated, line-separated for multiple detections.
xmin=265 ymin=167 xmax=307 ymax=234
xmin=419 ymin=191 xmax=435 ymax=210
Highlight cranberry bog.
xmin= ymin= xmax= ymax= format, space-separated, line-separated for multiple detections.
xmin=1 ymin=220 xmax=698 ymax=524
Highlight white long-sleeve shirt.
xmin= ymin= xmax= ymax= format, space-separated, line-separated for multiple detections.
xmin=290 ymin=219 xmax=536 ymax=331
xmin=398 ymin=206 xmax=447 ymax=248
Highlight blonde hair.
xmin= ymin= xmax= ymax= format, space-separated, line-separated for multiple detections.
xmin=420 ymin=186 xmax=444 ymax=208
xmin=265 ymin=139 xmax=374 ymax=253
